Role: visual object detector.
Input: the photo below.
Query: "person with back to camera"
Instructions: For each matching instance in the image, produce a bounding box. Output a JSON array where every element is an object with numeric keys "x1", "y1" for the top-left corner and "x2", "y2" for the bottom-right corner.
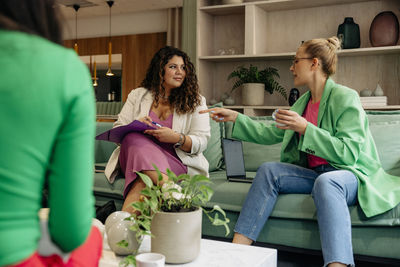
[
  {"x1": 104, "y1": 46, "x2": 210, "y2": 214},
  {"x1": 201, "y1": 36, "x2": 400, "y2": 267},
  {"x1": 0, "y1": 0, "x2": 102, "y2": 266}
]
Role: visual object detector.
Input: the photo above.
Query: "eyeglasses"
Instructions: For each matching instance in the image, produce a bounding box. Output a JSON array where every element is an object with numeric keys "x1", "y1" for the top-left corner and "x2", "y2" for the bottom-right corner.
[{"x1": 292, "y1": 57, "x2": 313, "y2": 66}]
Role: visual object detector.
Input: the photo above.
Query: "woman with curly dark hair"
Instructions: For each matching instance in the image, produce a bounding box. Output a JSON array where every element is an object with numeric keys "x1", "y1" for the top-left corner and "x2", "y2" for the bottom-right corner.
[{"x1": 105, "y1": 46, "x2": 210, "y2": 213}]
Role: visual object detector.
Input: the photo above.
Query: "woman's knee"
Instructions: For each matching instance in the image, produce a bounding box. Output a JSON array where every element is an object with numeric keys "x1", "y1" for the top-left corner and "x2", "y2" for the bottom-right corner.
[
  {"x1": 255, "y1": 162, "x2": 282, "y2": 184},
  {"x1": 311, "y1": 173, "x2": 346, "y2": 201}
]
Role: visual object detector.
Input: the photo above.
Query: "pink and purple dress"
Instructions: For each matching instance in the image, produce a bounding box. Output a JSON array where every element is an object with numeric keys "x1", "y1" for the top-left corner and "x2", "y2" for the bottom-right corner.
[{"x1": 119, "y1": 111, "x2": 187, "y2": 197}]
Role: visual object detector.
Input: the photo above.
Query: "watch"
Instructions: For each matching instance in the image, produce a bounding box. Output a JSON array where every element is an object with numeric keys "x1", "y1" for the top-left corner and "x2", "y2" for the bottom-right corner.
[{"x1": 174, "y1": 133, "x2": 186, "y2": 148}]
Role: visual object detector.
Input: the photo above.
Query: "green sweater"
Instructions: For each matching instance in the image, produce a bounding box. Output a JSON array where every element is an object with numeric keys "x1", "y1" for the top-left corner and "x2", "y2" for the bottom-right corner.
[
  {"x1": 232, "y1": 78, "x2": 400, "y2": 217},
  {"x1": 0, "y1": 31, "x2": 95, "y2": 266}
]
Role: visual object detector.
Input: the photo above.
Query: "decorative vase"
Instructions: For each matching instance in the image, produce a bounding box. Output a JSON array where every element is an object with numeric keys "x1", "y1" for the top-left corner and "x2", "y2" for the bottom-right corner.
[
  {"x1": 242, "y1": 83, "x2": 265, "y2": 106},
  {"x1": 337, "y1": 17, "x2": 360, "y2": 49},
  {"x1": 107, "y1": 219, "x2": 140, "y2": 255},
  {"x1": 104, "y1": 211, "x2": 131, "y2": 234},
  {"x1": 288, "y1": 88, "x2": 300, "y2": 106},
  {"x1": 220, "y1": 92, "x2": 229, "y2": 102},
  {"x1": 360, "y1": 89, "x2": 372, "y2": 97},
  {"x1": 224, "y1": 96, "x2": 235, "y2": 105},
  {"x1": 370, "y1": 11, "x2": 399, "y2": 47},
  {"x1": 151, "y1": 208, "x2": 202, "y2": 264},
  {"x1": 373, "y1": 84, "x2": 384, "y2": 96}
]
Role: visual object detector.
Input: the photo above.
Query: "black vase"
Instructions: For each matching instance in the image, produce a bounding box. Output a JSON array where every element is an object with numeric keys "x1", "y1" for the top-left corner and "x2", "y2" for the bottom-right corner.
[
  {"x1": 288, "y1": 88, "x2": 300, "y2": 106},
  {"x1": 337, "y1": 17, "x2": 360, "y2": 49}
]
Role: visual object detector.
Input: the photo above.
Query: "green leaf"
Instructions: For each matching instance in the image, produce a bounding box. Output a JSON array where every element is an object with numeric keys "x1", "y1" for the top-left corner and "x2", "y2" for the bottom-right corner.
[
  {"x1": 227, "y1": 64, "x2": 287, "y2": 98},
  {"x1": 117, "y1": 239, "x2": 129, "y2": 248},
  {"x1": 166, "y1": 168, "x2": 178, "y2": 182},
  {"x1": 119, "y1": 255, "x2": 136, "y2": 267},
  {"x1": 137, "y1": 172, "x2": 153, "y2": 188}
]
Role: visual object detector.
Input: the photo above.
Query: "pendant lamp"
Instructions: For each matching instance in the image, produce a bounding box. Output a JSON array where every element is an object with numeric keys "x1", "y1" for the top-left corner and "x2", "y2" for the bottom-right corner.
[
  {"x1": 106, "y1": 0, "x2": 114, "y2": 76},
  {"x1": 90, "y1": 55, "x2": 98, "y2": 87},
  {"x1": 73, "y1": 4, "x2": 80, "y2": 54}
]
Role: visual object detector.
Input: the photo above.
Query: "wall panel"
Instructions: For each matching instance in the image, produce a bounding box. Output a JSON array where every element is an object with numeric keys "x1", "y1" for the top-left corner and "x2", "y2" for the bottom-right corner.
[{"x1": 64, "y1": 32, "x2": 166, "y2": 101}]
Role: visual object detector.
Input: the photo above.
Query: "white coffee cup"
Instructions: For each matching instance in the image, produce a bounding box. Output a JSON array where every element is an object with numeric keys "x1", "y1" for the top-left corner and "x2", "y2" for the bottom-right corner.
[{"x1": 136, "y1": 253, "x2": 165, "y2": 267}]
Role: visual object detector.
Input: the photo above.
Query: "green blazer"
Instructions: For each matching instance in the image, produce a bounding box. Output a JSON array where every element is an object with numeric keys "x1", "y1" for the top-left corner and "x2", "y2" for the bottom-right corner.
[{"x1": 232, "y1": 78, "x2": 400, "y2": 217}]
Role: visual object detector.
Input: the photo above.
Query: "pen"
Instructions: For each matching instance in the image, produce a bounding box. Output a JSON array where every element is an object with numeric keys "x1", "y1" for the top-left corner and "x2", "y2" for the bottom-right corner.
[{"x1": 151, "y1": 121, "x2": 163, "y2": 128}]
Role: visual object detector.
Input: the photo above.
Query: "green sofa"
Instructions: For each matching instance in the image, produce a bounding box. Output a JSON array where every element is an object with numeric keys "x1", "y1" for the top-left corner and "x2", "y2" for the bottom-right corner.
[{"x1": 93, "y1": 110, "x2": 400, "y2": 264}]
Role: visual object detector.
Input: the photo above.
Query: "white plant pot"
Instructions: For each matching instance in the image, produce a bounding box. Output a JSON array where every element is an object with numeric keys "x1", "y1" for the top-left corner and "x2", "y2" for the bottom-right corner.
[
  {"x1": 242, "y1": 83, "x2": 265, "y2": 105},
  {"x1": 151, "y1": 208, "x2": 202, "y2": 264}
]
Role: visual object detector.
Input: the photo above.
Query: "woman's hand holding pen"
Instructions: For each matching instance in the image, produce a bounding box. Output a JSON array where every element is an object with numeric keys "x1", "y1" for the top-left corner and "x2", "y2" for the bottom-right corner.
[
  {"x1": 140, "y1": 117, "x2": 179, "y2": 143},
  {"x1": 140, "y1": 116, "x2": 155, "y2": 127},
  {"x1": 199, "y1": 107, "x2": 239, "y2": 122}
]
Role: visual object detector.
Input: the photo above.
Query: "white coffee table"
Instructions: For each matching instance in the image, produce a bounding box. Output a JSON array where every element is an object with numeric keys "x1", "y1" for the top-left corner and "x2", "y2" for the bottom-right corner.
[{"x1": 100, "y1": 234, "x2": 277, "y2": 267}]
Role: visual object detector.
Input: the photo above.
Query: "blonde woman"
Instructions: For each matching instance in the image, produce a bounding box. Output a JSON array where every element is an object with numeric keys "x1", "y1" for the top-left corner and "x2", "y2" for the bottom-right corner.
[{"x1": 201, "y1": 36, "x2": 400, "y2": 267}]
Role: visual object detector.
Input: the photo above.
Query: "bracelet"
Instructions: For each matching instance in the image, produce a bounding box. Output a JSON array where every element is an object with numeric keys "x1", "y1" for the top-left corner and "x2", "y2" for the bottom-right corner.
[{"x1": 181, "y1": 134, "x2": 186, "y2": 147}]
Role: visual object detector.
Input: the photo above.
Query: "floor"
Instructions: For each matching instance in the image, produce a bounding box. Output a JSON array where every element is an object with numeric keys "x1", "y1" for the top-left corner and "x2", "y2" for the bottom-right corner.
[{"x1": 277, "y1": 250, "x2": 399, "y2": 267}]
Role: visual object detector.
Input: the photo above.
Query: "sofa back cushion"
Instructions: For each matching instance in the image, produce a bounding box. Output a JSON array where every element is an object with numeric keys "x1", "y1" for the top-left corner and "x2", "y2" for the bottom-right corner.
[
  {"x1": 96, "y1": 102, "x2": 124, "y2": 115},
  {"x1": 203, "y1": 103, "x2": 224, "y2": 172},
  {"x1": 95, "y1": 122, "x2": 117, "y2": 163},
  {"x1": 367, "y1": 111, "x2": 400, "y2": 176}
]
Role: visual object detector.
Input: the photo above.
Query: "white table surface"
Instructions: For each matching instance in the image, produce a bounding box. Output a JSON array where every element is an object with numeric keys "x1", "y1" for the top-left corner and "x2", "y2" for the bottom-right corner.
[{"x1": 100, "y1": 234, "x2": 277, "y2": 267}]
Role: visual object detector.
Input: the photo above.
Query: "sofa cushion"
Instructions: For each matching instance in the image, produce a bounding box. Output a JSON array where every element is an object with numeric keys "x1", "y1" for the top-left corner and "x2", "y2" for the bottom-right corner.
[
  {"x1": 203, "y1": 103, "x2": 224, "y2": 172},
  {"x1": 205, "y1": 173, "x2": 400, "y2": 226}
]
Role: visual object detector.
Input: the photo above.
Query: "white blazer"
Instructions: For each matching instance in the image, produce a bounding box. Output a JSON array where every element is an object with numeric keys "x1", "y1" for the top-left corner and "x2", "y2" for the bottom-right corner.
[{"x1": 105, "y1": 87, "x2": 210, "y2": 183}]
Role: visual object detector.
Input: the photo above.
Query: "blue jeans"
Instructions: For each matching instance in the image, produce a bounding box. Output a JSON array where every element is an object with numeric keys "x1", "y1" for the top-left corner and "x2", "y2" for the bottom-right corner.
[{"x1": 234, "y1": 162, "x2": 358, "y2": 267}]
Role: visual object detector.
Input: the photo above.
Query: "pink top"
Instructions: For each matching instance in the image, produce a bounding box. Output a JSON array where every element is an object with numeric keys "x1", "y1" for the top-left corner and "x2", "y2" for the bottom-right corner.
[{"x1": 302, "y1": 100, "x2": 328, "y2": 168}]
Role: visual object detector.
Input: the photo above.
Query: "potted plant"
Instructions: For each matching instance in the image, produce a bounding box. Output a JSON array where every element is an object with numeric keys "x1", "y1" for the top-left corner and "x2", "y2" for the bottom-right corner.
[
  {"x1": 228, "y1": 64, "x2": 287, "y2": 105},
  {"x1": 120, "y1": 166, "x2": 230, "y2": 266}
]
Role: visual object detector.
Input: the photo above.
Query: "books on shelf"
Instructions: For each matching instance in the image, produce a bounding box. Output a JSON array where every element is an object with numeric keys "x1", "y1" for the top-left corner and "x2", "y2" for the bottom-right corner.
[{"x1": 360, "y1": 96, "x2": 387, "y2": 107}]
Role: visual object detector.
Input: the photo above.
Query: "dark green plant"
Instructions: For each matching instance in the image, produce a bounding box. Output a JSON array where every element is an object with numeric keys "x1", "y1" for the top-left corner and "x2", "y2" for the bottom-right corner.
[
  {"x1": 119, "y1": 166, "x2": 230, "y2": 267},
  {"x1": 228, "y1": 64, "x2": 287, "y2": 99}
]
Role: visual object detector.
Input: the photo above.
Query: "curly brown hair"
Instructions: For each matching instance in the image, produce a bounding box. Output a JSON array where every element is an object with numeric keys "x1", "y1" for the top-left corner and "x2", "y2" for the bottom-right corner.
[{"x1": 140, "y1": 46, "x2": 201, "y2": 114}]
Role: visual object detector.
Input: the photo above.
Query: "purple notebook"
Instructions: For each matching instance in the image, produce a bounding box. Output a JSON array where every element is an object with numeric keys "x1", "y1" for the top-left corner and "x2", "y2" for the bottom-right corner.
[{"x1": 95, "y1": 120, "x2": 156, "y2": 143}]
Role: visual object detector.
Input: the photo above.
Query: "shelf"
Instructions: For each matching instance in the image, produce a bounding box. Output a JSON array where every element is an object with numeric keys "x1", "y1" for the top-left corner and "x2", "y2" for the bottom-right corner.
[
  {"x1": 222, "y1": 105, "x2": 400, "y2": 116},
  {"x1": 199, "y1": 46, "x2": 400, "y2": 62},
  {"x1": 254, "y1": 0, "x2": 369, "y2": 12},
  {"x1": 96, "y1": 115, "x2": 118, "y2": 121},
  {"x1": 200, "y1": 4, "x2": 245, "y2": 15},
  {"x1": 224, "y1": 105, "x2": 290, "y2": 109},
  {"x1": 224, "y1": 105, "x2": 291, "y2": 116},
  {"x1": 363, "y1": 105, "x2": 400, "y2": 110},
  {"x1": 200, "y1": 0, "x2": 369, "y2": 14},
  {"x1": 337, "y1": 46, "x2": 400, "y2": 57},
  {"x1": 199, "y1": 52, "x2": 295, "y2": 61},
  {"x1": 197, "y1": 0, "x2": 400, "y2": 107}
]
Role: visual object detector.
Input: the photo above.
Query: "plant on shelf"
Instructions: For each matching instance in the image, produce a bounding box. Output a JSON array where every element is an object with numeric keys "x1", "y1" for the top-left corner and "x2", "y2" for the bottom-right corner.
[
  {"x1": 120, "y1": 166, "x2": 230, "y2": 266},
  {"x1": 228, "y1": 64, "x2": 287, "y2": 105}
]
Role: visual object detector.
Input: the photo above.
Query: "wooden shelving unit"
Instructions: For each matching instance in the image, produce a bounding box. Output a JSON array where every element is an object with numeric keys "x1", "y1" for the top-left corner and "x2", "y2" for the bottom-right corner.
[{"x1": 196, "y1": 0, "x2": 400, "y2": 114}]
